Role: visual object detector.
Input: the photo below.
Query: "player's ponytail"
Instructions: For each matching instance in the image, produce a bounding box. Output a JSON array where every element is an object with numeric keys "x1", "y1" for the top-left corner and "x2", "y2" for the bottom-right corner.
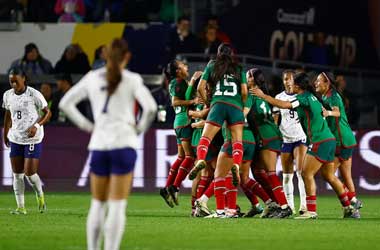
[
  {"x1": 211, "y1": 43, "x2": 241, "y2": 88},
  {"x1": 320, "y1": 71, "x2": 347, "y2": 109},
  {"x1": 106, "y1": 38, "x2": 128, "y2": 95},
  {"x1": 247, "y1": 68, "x2": 268, "y2": 94},
  {"x1": 164, "y1": 60, "x2": 179, "y2": 82}
]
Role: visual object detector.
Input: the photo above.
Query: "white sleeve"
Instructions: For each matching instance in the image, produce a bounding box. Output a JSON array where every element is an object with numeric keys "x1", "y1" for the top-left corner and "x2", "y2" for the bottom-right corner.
[
  {"x1": 2, "y1": 92, "x2": 9, "y2": 110},
  {"x1": 32, "y1": 89, "x2": 48, "y2": 110},
  {"x1": 59, "y1": 73, "x2": 94, "y2": 133},
  {"x1": 133, "y1": 76, "x2": 157, "y2": 134},
  {"x1": 290, "y1": 98, "x2": 300, "y2": 109},
  {"x1": 273, "y1": 94, "x2": 280, "y2": 113}
]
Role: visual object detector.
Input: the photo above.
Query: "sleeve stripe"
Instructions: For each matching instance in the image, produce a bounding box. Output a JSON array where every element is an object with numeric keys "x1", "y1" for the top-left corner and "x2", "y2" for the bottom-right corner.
[{"x1": 291, "y1": 100, "x2": 300, "y2": 109}]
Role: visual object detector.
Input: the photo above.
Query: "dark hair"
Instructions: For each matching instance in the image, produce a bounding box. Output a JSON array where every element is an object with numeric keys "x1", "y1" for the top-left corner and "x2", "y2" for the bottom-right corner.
[
  {"x1": 164, "y1": 60, "x2": 179, "y2": 82},
  {"x1": 94, "y1": 45, "x2": 105, "y2": 60},
  {"x1": 177, "y1": 16, "x2": 190, "y2": 23},
  {"x1": 8, "y1": 67, "x2": 28, "y2": 85},
  {"x1": 210, "y1": 43, "x2": 241, "y2": 88},
  {"x1": 282, "y1": 69, "x2": 295, "y2": 77},
  {"x1": 22, "y1": 43, "x2": 42, "y2": 62},
  {"x1": 106, "y1": 38, "x2": 128, "y2": 95},
  {"x1": 247, "y1": 67, "x2": 268, "y2": 94},
  {"x1": 320, "y1": 71, "x2": 346, "y2": 109},
  {"x1": 294, "y1": 72, "x2": 328, "y2": 109},
  {"x1": 55, "y1": 73, "x2": 73, "y2": 85}
]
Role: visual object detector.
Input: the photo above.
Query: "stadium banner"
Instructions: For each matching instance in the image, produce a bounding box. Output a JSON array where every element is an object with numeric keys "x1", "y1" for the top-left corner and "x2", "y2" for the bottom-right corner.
[{"x1": 0, "y1": 127, "x2": 379, "y2": 194}]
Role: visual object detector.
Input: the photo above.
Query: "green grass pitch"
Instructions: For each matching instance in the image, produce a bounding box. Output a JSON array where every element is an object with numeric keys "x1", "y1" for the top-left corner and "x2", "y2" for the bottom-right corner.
[{"x1": 0, "y1": 192, "x2": 379, "y2": 250}]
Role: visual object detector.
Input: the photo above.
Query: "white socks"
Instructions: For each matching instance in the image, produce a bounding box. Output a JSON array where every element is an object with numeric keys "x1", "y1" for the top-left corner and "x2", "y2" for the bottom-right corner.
[
  {"x1": 87, "y1": 199, "x2": 107, "y2": 250},
  {"x1": 13, "y1": 173, "x2": 25, "y2": 208},
  {"x1": 26, "y1": 173, "x2": 43, "y2": 196},
  {"x1": 199, "y1": 194, "x2": 209, "y2": 203},
  {"x1": 283, "y1": 173, "x2": 295, "y2": 211},
  {"x1": 296, "y1": 171, "x2": 307, "y2": 210},
  {"x1": 104, "y1": 200, "x2": 127, "y2": 250}
]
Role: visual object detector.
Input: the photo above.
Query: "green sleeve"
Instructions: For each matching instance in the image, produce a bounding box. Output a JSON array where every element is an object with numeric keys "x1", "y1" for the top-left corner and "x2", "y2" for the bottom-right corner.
[
  {"x1": 330, "y1": 93, "x2": 342, "y2": 108},
  {"x1": 185, "y1": 85, "x2": 194, "y2": 100},
  {"x1": 244, "y1": 94, "x2": 253, "y2": 108},
  {"x1": 201, "y1": 64, "x2": 211, "y2": 81},
  {"x1": 296, "y1": 94, "x2": 308, "y2": 107},
  {"x1": 241, "y1": 68, "x2": 247, "y2": 84}
]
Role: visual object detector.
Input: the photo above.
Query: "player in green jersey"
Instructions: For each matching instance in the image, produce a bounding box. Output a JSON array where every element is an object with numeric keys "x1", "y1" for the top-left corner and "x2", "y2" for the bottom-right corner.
[
  {"x1": 246, "y1": 68, "x2": 292, "y2": 218},
  {"x1": 314, "y1": 72, "x2": 362, "y2": 216},
  {"x1": 159, "y1": 60, "x2": 202, "y2": 208},
  {"x1": 191, "y1": 44, "x2": 247, "y2": 217},
  {"x1": 252, "y1": 72, "x2": 356, "y2": 219}
]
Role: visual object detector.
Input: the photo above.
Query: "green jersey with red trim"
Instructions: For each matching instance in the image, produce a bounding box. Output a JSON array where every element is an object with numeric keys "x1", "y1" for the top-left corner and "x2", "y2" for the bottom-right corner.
[
  {"x1": 290, "y1": 91, "x2": 334, "y2": 144},
  {"x1": 322, "y1": 89, "x2": 356, "y2": 147},
  {"x1": 201, "y1": 61, "x2": 247, "y2": 109},
  {"x1": 169, "y1": 78, "x2": 191, "y2": 128},
  {"x1": 246, "y1": 94, "x2": 282, "y2": 142}
]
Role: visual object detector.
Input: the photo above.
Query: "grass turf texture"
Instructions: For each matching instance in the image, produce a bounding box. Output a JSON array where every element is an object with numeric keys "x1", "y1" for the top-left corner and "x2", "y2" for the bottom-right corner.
[{"x1": 0, "y1": 192, "x2": 379, "y2": 250}]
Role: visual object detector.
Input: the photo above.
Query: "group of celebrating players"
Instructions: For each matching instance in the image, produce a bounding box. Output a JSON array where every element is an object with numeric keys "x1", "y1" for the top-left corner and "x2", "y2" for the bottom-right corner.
[{"x1": 160, "y1": 43, "x2": 363, "y2": 219}]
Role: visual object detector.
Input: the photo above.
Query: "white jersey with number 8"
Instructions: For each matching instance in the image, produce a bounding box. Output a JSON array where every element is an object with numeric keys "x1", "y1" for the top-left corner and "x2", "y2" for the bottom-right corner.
[{"x1": 2, "y1": 87, "x2": 47, "y2": 145}]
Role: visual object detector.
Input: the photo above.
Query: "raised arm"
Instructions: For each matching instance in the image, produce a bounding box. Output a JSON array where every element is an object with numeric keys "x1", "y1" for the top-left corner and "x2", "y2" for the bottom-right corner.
[{"x1": 251, "y1": 88, "x2": 293, "y2": 109}]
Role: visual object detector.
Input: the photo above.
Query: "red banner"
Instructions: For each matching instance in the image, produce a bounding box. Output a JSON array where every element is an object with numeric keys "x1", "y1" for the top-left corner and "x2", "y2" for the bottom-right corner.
[{"x1": 1, "y1": 127, "x2": 379, "y2": 194}]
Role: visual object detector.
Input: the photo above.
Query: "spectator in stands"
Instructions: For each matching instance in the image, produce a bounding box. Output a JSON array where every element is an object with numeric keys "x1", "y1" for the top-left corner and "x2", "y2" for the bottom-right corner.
[
  {"x1": 9, "y1": 43, "x2": 53, "y2": 77},
  {"x1": 92, "y1": 45, "x2": 106, "y2": 69},
  {"x1": 40, "y1": 83, "x2": 53, "y2": 110},
  {"x1": 206, "y1": 15, "x2": 231, "y2": 44},
  {"x1": 51, "y1": 73, "x2": 73, "y2": 123},
  {"x1": 55, "y1": 0, "x2": 85, "y2": 22},
  {"x1": 55, "y1": 44, "x2": 91, "y2": 74},
  {"x1": 336, "y1": 74, "x2": 360, "y2": 128},
  {"x1": 201, "y1": 25, "x2": 221, "y2": 56},
  {"x1": 301, "y1": 32, "x2": 336, "y2": 65},
  {"x1": 166, "y1": 16, "x2": 202, "y2": 60}
]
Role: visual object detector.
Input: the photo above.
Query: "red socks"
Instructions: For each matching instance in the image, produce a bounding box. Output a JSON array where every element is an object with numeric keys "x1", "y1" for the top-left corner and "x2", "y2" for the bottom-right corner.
[
  {"x1": 165, "y1": 157, "x2": 184, "y2": 187},
  {"x1": 196, "y1": 176, "x2": 212, "y2": 198},
  {"x1": 173, "y1": 156, "x2": 194, "y2": 188},
  {"x1": 225, "y1": 175, "x2": 237, "y2": 210},
  {"x1": 253, "y1": 169, "x2": 277, "y2": 203},
  {"x1": 338, "y1": 192, "x2": 351, "y2": 207},
  {"x1": 232, "y1": 141, "x2": 243, "y2": 165},
  {"x1": 214, "y1": 177, "x2": 226, "y2": 210},
  {"x1": 197, "y1": 137, "x2": 211, "y2": 161},
  {"x1": 241, "y1": 183, "x2": 260, "y2": 206},
  {"x1": 204, "y1": 181, "x2": 215, "y2": 198},
  {"x1": 306, "y1": 195, "x2": 317, "y2": 212},
  {"x1": 245, "y1": 178, "x2": 271, "y2": 203},
  {"x1": 267, "y1": 171, "x2": 288, "y2": 206},
  {"x1": 347, "y1": 191, "x2": 356, "y2": 201}
]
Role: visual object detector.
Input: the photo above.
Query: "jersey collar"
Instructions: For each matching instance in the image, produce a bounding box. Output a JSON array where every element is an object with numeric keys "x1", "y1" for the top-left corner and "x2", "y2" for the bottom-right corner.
[{"x1": 14, "y1": 86, "x2": 27, "y2": 96}]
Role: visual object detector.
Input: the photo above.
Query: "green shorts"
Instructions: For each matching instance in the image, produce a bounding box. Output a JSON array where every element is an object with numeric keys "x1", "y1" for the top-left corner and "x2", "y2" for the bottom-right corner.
[
  {"x1": 206, "y1": 102, "x2": 244, "y2": 127},
  {"x1": 256, "y1": 138, "x2": 282, "y2": 153},
  {"x1": 192, "y1": 130, "x2": 223, "y2": 162},
  {"x1": 221, "y1": 141, "x2": 256, "y2": 162},
  {"x1": 307, "y1": 139, "x2": 336, "y2": 163},
  {"x1": 175, "y1": 125, "x2": 192, "y2": 145},
  {"x1": 335, "y1": 146, "x2": 354, "y2": 161}
]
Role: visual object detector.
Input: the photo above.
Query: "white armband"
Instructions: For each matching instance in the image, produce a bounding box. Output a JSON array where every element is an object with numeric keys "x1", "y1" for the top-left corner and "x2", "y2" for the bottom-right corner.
[{"x1": 34, "y1": 123, "x2": 41, "y2": 129}]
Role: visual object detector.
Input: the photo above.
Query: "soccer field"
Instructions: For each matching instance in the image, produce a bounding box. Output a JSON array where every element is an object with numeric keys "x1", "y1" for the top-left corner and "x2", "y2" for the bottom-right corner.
[{"x1": 0, "y1": 192, "x2": 379, "y2": 250}]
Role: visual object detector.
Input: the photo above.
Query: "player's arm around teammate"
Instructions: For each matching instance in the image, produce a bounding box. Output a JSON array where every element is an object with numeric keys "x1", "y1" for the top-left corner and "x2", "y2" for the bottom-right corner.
[
  {"x1": 252, "y1": 72, "x2": 356, "y2": 219},
  {"x1": 3, "y1": 67, "x2": 51, "y2": 215}
]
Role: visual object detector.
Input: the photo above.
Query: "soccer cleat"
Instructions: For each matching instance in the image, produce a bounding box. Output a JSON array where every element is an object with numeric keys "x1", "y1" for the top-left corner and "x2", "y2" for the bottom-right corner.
[
  {"x1": 204, "y1": 211, "x2": 226, "y2": 218},
  {"x1": 195, "y1": 200, "x2": 211, "y2": 217},
  {"x1": 351, "y1": 199, "x2": 363, "y2": 210},
  {"x1": 351, "y1": 209, "x2": 361, "y2": 219},
  {"x1": 159, "y1": 188, "x2": 174, "y2": 208},
  {"x1": 343, "y1": 205, "x2": 355, "y2": 219},
  {"x1": 10, "y1": 207, "x2": 27, "y2": 215},
  {"x1": 37, "y1": 194, "x2": 46, "y2": 213},
  {"x1": 236, "y1": 204, "x2": 245, "y2": 217},
  {"x1": 261, "y1": 202, "x2": 279, "y2": 218},
  {"x1": 294, "y1": 211, "x2": 318, "y2": 219},
  {"x1": 230, "y1": 164, "x2": 241, "y2": 187},
  {"x1": 276, "y1": 206, "x2": 293, "y2": 219},
  {"x1": 168, "y1": 185, "x2": 179, "y2": 206},
  {"x1": 188, "y1": 160, "x2": 207, "y2": 180},
  {"x1": 299, "y1": 206, "x2": 307, "y2": 215},
  {"x1": 224, "y1": 209, "x2": 239, "y2": 218},
  {"x1": 243, "y1": 204, "x2": 264, "y2": 218}
]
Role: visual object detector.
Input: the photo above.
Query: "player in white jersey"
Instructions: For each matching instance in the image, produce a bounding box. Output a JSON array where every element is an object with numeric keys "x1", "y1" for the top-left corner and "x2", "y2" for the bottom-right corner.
[
  {"x1": 3, "y1": 67, "x2": 51, "y2": 215},
  {"x1": 272, "y1": 70, "x2": 307, "y2": 214},
  {"x1": 59, "y1": 38, "x2": 157, "y2": 250}
]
